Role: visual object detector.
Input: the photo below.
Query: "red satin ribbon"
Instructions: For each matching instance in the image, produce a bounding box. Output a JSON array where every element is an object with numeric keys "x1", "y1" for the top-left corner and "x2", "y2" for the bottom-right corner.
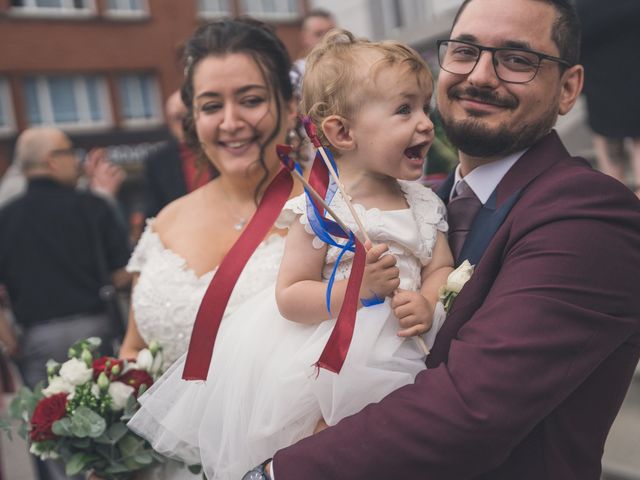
[
  {"x1": 315, "y1": 237, "x2": 366, "y2": 374},
  {"x1": 182, "y1": 166, "x2": 293, "y2": 380},
  {"x1": 182, "y1": 151, "x2": 367, "y2": 380}
]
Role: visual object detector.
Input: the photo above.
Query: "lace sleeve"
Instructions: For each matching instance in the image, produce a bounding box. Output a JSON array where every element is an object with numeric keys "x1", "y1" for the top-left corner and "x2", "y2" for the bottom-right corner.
[
  {"x1": 275, "y1": 193, "x2": 325, "y2": 249},
  {"x1": 401, "y1": 181, "x2": 449, "y2": 264},
  {"x1": 126, "y1": 220, "x2": 157, "y2": 274}
]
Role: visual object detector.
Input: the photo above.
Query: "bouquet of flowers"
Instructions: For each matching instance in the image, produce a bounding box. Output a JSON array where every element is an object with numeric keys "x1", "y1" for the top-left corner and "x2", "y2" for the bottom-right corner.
[{"x1": 5, "y1": 337, "x2": 167, "y2": 479}]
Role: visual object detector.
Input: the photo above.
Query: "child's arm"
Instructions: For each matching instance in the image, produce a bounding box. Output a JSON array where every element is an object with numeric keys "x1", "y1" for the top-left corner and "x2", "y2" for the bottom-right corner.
[
  {"x1": 276, "y1": 218, "x2": 400, "y2": 325},
  {"x1": 392, "y1": 231, "x2": 454, "y2": 337}
]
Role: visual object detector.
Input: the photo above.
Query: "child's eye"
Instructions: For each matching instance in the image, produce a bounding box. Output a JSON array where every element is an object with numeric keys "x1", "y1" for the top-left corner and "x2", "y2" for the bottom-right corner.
[
  {"x1": 396, "y1": 104, "x2": 411, "y2": 115},
  {"x1": 423, "y1": 105, "x2": 432, "y2": 116}
]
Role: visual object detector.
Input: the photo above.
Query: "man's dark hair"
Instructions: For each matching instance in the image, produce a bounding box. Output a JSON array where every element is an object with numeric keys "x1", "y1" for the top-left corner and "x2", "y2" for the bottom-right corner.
[
  {"x1": 451, "y1": 0, "x2": 581, "y2": 66},
  {"x1": 303, "y1": 8, "x2": 335, "y2": 23}
]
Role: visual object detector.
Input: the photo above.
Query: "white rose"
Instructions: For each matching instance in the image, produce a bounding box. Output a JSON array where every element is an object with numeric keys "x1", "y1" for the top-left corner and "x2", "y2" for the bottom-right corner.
[
  {"x1": 136, "y1": 348, "x2": 153, "y2": 372},
  {"x1": 108, "y1": 381, "x2": 135, "y2": 411},
  {"x1": 59, "y1": 357, "x2": 93, "y2": 386},
  {"x1": 446, "y1": 260, "x2": 475, "y2": 294},
  {"x1": 30, "y1": 443, "x2": 59, "y2": 460},
  {"x1": 42, "y1": 376, "x2": 75, "y2": 397}
]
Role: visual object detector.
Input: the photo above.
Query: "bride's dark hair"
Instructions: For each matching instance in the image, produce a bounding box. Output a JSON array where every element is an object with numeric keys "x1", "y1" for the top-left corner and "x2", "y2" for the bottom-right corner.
[{"x1": 180, "y1": 17, "x2": 295, "y2": 202}]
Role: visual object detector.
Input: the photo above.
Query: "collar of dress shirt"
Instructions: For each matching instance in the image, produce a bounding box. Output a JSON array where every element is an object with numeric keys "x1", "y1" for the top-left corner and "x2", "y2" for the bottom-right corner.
[{"x1": 452, "y1": 149, "x2": 526, "y2": 204}]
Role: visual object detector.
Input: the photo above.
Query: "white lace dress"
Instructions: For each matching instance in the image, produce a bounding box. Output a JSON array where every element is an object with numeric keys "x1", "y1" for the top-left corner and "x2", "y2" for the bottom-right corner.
[
  {"x1": 126, "y1": 220, "x2": 286, "y2": 367},
  {"x1": 125, "y1": 221, "x2": 286, "y2": 479},
  {"x1": 127, "y1": 182, "x2": 448, "y2": 480}
]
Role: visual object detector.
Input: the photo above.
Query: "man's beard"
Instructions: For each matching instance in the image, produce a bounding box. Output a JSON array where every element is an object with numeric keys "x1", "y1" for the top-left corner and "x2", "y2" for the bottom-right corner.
[{"x1": 440, "y1": 86, "x2": 557, "y2": 158}]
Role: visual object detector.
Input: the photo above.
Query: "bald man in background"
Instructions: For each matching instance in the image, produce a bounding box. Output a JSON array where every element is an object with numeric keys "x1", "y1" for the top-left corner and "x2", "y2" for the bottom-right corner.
[
  {"x1": 0, "y1": 127, "x2": 131, "y2": 479},
  {"x1": 0, "y1": 127, "x2": 131, "y2": 385}
]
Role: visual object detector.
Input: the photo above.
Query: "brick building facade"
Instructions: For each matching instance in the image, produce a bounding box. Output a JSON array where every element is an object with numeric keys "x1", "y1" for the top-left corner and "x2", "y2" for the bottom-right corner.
[{"x1": 0, "y1": 0, "x2": 309, "y2": 176}]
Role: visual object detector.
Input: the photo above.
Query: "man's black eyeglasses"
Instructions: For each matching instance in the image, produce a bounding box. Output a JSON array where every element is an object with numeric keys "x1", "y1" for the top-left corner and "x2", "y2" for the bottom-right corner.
[{"x1": 436, "y1": 39, "x2": 572, "y2": 84}]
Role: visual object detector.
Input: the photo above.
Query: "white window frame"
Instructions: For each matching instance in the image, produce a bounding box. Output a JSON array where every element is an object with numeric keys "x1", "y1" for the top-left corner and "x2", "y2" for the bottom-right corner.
[
  {"x1": 0, "y1": 78, "x2": 16, "y2": 138},
  {"x1": 197, "y1": 0, "x2": 231, "y2": 19},
  {"x1": 103, "y1": 0, "x2": 149, "y2": 19},
  {"x1": 24, "y1": 75, "x2": 112, "y2": 131},
  {"x1": 241, "y1": 0, "x2": 299, "y2": 21},
  {"x1": 117, "y1": 72, "x2": 162, "y2": 128},
  {"x1": 9, "y1": 0, "x2": 96, "y2": 18}
]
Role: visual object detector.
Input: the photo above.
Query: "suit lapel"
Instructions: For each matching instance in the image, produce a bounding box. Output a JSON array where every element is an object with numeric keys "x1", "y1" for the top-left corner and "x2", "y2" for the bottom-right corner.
[
  {"x1": 436, "y1": 172, "x2": 455, "y2": 203},
  {"x1": 457, "y1": 188, "x2": 521, "y2": 267},
  {"x1": 447, "y1": 131, "x2": 570, "y2": 266},
  {"x1": 427, "y1": 130, "x2": 575, "y2": 365}
]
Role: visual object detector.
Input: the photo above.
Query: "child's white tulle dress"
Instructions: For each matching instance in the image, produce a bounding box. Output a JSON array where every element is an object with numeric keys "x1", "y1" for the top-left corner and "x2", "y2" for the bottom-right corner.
[{"x1": 127, "y1": 180, "x2": 448, "y2": 480}]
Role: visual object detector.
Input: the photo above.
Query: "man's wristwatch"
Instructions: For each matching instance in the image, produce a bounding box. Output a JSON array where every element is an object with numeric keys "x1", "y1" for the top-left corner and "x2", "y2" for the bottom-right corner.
[{"x1": 242, "y1": 458, "x2": 272, "y2": 480}]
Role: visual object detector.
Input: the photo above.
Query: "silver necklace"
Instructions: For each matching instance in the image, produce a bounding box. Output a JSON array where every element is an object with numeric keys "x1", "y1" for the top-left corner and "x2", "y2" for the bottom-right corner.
[
  {"x1": 220, "y1": 186, "x2": 254, "y2": 231},
  {"x1": 233, "y1": 216, "x2": 248, "y2": 231}
]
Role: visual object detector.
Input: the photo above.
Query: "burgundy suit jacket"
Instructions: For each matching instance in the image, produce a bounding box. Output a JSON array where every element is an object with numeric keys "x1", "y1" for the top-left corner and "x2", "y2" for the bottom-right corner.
[{"x1": 273, "y1": 132, "x2": 640, "y2": 479}]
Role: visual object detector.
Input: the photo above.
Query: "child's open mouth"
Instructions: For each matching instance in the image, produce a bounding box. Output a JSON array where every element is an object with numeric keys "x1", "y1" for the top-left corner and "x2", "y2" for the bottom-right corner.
[{"x1": 404, "y1": 142, "x2": 428, "y2": 159}]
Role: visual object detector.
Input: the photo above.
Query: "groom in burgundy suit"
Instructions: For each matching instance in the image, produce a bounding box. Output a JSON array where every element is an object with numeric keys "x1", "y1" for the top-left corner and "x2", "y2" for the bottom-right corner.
[{"x1": 245, "y1": 0, "x2": 640, "y2": 478}]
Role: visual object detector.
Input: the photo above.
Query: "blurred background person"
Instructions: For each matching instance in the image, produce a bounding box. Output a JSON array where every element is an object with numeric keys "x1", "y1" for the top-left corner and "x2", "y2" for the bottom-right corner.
[
  {"x1": 576, "y1": 0, "x2": 640, "y2": 197},
  {"x1": 143, "y1": 90, "x2": 213, "y2": 219},
  {"x1": 0, "y1": 127, "x2": 131, "y2": 479},
  {"x1": 290, "y1": 8, "x2": 336, "y2": 98}
]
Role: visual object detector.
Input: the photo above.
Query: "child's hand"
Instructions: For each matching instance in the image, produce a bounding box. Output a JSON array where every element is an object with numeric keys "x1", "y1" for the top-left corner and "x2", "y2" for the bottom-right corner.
[
  {"x1": 359, "y1": 243, "x2": 400, "y2": 302},
  {"x1": 391, "y1": 289, "x2": 433, "y2": 337}
]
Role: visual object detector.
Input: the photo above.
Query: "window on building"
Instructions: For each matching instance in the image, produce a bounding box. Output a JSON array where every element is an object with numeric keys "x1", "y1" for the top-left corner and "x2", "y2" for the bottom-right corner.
[
  {"x1": 198, "y1": 0, "x2": 230, "y2": 17},
  {"x1": 104, "y1": 0, "x2": 148, "y2": 17},
  {"x1": 10, "y1": 0, "x2": 95, "y2": 16},
  {"x1": 0, "y1": 78, "x2": 16, "y2": 137},
  {"x1": 117, "y1": 73, "x2": 161, "y2": 126},
  {"x1": 23, "y1": 75, "x2": 111, "y2": 129},
  {"x1": 241, "y1": 0, "x2": 298, "y2": 19},
  {"x1": 381, "y1": 0, "x2": 428, "y2": 32}
]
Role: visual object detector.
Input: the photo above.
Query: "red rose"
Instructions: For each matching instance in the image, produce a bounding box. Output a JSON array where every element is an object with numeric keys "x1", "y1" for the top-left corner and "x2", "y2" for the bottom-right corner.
[
  {"x1": 92, "y1": 356, "x2": 124, "y2": 380},
  {"x1": 117, "y1": 369, "x2": 153, "y2": 397},
  {"x1": 30, "y1": 393, "x2": 68, "y2": 441}
]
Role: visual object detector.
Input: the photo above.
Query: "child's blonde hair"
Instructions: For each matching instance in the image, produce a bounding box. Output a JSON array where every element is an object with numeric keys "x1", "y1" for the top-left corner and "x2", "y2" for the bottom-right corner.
[{"x1": 301, "y1": 29, "x2": 433, "y2": 151}]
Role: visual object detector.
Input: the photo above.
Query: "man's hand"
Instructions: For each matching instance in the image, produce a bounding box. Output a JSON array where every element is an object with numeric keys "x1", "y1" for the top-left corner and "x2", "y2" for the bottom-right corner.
[
  {"x1": 85, "y1": 148, "x2": 126, "y2": 199},
  {"x1": 392, "y1": 289, "x2": 433, "y2": 337},
  {"x1": 359, "y1": 242, "x2": 400, "y2": 302}
]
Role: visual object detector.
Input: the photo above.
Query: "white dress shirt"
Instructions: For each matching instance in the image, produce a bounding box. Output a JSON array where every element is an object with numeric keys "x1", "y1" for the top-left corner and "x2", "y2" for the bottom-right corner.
[{"x1": 451, "y1": 149, "x2": 526, "y2": 204}]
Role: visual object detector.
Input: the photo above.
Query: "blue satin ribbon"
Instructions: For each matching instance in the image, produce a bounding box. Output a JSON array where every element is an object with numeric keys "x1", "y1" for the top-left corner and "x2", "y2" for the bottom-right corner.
[{"x1": 295, "y1": 149, "x2": 358, "y2": 316}]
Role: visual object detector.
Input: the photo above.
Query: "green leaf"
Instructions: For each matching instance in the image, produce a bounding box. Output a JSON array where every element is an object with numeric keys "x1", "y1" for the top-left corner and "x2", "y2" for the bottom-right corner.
[
  {"x1": 133, "y1": 452, "x2": 153, "y2": 465},
  {"x1": 121, "y1": 395, "x2": 137, "y2": 420},
  {"x1": 188, "y1": 463, "x2": 203, "y2": 474},
  {"x1": 103, "y1": 461, "x2": 132, "y2": 474},
  {"x1": 70, "y1": 406, "x2": 106, "y2": 438},
  {"x1": 0, "y1": 419, "x2": 12, "y2": 440},
  {"x1": 9, "y1": 385, "x2": 42, "y2": 421},
  {"x1": 95, "y1": 443, "x2": 113, "y2": 460},
  {"x1": 70, "y1": 437, "x2": 91, "y2": 448},
  {"x1": 117, "y1": 432, "x2": 144, "y2": 456},
  {"x1": 65, "y1": 452, "x2": 99, "y2": 476},
  {"x1": 95, "y1": 421, "x2": 128, "y2": 445},
  {"x1": 52, "y1": 418, "x2": 73, "y2": 437}
]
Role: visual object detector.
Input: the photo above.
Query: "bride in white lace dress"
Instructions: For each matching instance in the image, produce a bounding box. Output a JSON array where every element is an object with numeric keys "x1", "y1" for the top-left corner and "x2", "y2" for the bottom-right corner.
[{"x1": 118, "y1": 18, "x2": 300, "y2": 479}]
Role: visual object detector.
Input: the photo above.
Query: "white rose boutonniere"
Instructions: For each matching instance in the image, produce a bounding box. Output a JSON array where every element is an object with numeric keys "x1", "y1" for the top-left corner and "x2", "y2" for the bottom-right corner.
[{"x1": 439, "y1": 260, "x2": 475, "y2": 313}]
